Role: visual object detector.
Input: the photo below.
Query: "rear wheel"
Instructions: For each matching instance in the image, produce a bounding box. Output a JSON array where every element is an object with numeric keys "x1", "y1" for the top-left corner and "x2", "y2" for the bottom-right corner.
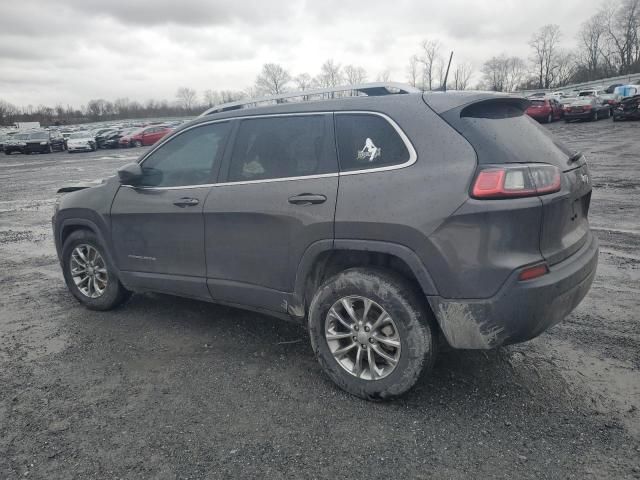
[
  {"x1": 61, "y1": 230, "x2": 131, "y2": 311},
  {"x1": 308, "y1": 268, "x2": 437, "y2": 400}
]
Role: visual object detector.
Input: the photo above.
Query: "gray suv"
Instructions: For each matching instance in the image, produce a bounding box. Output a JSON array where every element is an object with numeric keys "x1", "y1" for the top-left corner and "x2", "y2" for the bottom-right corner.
[{"x1": 53, "y1": 84, "x2": 598, "y2": 400}]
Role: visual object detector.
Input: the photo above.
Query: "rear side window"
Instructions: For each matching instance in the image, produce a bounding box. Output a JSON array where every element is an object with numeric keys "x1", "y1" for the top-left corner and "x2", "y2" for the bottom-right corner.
[
  {"x1": 335, "y1": 114, "x2": 410, "y2": 171},
  {"x1": 140, "y1": 122, "x2": 230, "y2": 187},
  {"x1": 227, "y1": 115, "x2": 336, "y2": 182}
]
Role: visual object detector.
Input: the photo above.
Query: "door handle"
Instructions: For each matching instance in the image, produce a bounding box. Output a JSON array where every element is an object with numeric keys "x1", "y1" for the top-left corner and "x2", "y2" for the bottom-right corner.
[
  {"x1": 288, "y1": 194, "x2": 327, "y2": 205},
  {"x1": 173, "y1": 197, "x2": 200, "y2": 207}
]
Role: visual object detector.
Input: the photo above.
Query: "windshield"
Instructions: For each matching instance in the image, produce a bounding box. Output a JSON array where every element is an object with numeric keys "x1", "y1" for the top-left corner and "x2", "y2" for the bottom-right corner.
[
  {"x1": 28, "y1": 131, "x2": 48, "y2": 140},
  {"x1": 578, "y1": 91, "x2": 595, "y2": 97},
  {"x1": 15, "y1": 133, "x2": 30, "y2": 140},
  {"x1": 70, "y1": 132, "x2": 91, "y2": 139}
]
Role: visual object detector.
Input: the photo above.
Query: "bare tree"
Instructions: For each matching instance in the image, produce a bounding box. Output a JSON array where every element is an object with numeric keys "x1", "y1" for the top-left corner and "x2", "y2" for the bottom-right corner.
[
  {"x1": 407, "y1": 55, "x2": 420, "y2": 87},
  {"x1": 0, "y1": 100, "x2": 17, "y2": 125},
  {"x1": 376, "y1": 69, "x2": 391, "y2": 82},
  {"x1": 578, "y1": 13, "x2": 607, "y2": 80},
  {"x1": 255, "y1": 63, "x2": 291, "y2": 95},
  {"x1": 219, "y1": 90, "x2": 245, "y2": 103},
  {"x1": 294, "y1": 73, "x2": 314, "y2": 91},
  {"x1": 554, "y1": 50, "x2": 578, "y2": 87},
  {"x1": 203, "y1": 89, "x2": 220, "y2": 108},
  {"x1": 316, "y1": 59, "x2": 343, "y2": 89},
  {"x1": 529, "y1": 24, "x2": 562, "y2": 89},
  {"x1": 453, "y1": 62, "x2": 473, "y2": 90},
  {"x1": 482, "y1": 55, "x2": 526, "y2": 92},
  {"x1": 420, "y1": 39, "x2": 441, "y2": 91},
  {"x1": 344, "y1": 65, "x2": 368, "y2": 85},
  {"x1": 176, "y1": 87, "x2": 197, "y2": 110},
  {"x1": 603, "y1": 0, "x2": 640, "y2": 74}
]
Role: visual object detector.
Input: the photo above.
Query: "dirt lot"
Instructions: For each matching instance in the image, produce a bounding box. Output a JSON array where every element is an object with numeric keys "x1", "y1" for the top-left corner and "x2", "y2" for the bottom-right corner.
[{"x1": 0, "y1": 120, "x2": 639, "y2": 479}]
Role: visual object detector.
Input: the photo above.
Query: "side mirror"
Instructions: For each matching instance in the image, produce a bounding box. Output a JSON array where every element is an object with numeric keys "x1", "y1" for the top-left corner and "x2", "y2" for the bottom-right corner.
[{"x1": 118, "y1": 162, "x2": 143, "y2": 185}]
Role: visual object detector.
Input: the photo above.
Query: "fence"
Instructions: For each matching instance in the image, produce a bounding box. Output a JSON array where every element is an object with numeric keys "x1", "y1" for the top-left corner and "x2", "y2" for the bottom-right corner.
[{"x1": 520, "y1": 73, "x2": 640, "y2": 96}]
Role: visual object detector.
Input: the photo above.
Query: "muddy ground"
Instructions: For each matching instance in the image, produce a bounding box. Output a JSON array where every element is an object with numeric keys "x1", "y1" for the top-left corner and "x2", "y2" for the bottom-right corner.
[{"x1": 0, "y1": 119, "x2": 639, "y2": 479}]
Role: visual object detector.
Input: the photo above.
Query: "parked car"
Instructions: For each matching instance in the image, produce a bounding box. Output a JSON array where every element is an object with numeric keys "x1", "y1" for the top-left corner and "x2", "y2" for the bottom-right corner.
[
  {"x1": 563, "y1": 96, "x2": 611, "y2": 122},
  {"x1": 4, "y1": 132, "x2": 30, "y2": 155},
  {"x1": 604, "y1": 83, "x2": 623, "y2": 94},
  {"x1": 95, "y1": 129, "x2": 118, "y2": 149},
  {"x1": 0, "y1": 133, "x2": 14, "y2": 152},
  {"x1": 67, "y1": 131, "x2": 97, "y2": 152},
  {"x1": 24, "y1": 130, "x2": 66, "y2": 154},
  {"x1": 53, "y1": 87, "x2": 598, "y2": 400},
  {"x1": 525, "y1": 98, "x2": 563, "y2": 123},
  {"x1": 120, "y1": 126, "x2": 172, "y2": 147},
  {"x1": 612, "y1": 94, "x2": 640, "y2": 121},
  {"x1": 103, "y1": 128, "x2": 138, "y2": 149}
]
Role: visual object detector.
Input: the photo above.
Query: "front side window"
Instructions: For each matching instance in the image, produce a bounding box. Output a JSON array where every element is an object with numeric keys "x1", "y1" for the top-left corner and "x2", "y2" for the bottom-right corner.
[
  {"x1": 227, "y1": 115, "x2": 336, "y2": 182},
  {"x1": 140, "y1": 122, "x2": 230, "y2": 187},
  {"x1": 335, "y1": 114, "x2": 411, "y2": 171}
]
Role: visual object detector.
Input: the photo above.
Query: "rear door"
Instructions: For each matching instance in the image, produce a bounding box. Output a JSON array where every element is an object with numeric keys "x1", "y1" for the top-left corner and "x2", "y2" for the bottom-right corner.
[
  {"x1": 110, "y1": 121, "x2": 231, "y2": 298},
  {"x1": 203, "y1": 113, "x2": 338, "y2": 311}
]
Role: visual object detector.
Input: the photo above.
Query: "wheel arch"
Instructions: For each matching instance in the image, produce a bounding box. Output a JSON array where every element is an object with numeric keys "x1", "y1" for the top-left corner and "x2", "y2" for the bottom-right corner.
[{"x1": 292, "y1": 239, "x2": 439, "y2": 319}]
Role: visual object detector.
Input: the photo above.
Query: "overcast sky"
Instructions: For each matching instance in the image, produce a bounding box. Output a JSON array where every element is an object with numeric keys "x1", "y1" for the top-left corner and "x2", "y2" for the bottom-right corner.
[{"x1": 0, "y1": 0, "x2": 601, "y2": 107}]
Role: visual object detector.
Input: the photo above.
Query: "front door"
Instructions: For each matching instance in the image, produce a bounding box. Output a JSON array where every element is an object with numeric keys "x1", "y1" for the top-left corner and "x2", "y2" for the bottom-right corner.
[
  {"x1": 203, "y1": 114, "x2": 339, "y2": 312},
  {"x1": 110, "y1": 121, "x2": 231, "y2": 299}
]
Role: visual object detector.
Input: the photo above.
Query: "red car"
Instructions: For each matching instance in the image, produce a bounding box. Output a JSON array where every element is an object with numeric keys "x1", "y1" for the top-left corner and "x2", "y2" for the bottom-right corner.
[
  {"x1": 119, "y1": 126, "x2": 172, "y2": 148},
  {"x1": 525, "y1": 98, "x2": 563, "y2": 123}
]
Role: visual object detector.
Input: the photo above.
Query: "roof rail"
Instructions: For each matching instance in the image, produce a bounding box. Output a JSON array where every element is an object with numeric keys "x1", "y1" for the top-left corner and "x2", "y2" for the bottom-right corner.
[{"x1": 200, "y1": 82, "x2": 421, "y2": 116}]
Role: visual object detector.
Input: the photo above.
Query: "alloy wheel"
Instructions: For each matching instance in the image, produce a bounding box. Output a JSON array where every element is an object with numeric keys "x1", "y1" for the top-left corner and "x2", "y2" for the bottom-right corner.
[
  {"x1": 70, "y1": 244, "x2": 109, "y2": 298},
  {"x1": 325, "y1": 295, "x2": 402, "y2": 380}
]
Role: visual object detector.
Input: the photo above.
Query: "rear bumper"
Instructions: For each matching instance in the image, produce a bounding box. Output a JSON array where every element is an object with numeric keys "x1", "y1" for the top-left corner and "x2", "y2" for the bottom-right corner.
[
  {"x1": 428, "y1": 232, "x2": 599, "y2": 349},
  {"x1": 564, "y1": 111, "x2": 592, "y2": 120}
]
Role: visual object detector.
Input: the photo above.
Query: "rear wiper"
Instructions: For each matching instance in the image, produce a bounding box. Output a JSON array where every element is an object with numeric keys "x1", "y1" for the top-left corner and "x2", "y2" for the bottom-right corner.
[{"x1": 568, "y1": 151, "x2": 583, "y2": 163}]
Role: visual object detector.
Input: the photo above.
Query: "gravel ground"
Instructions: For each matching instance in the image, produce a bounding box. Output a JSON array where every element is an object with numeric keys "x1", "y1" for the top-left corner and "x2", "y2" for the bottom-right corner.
[{"x1": 0, "y1": 120, "x2": 639, "y2": 479}]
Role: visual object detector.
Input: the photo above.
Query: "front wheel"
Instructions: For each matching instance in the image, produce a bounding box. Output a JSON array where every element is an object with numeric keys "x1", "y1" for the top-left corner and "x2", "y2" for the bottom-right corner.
[
  {"x1": 308, "y1": 268, "x2": 437, "y2": 400},
  {"x1": 61, "y1": 230, "x2": 131, "y2": 311},
  {"x1": 133, "y1": 140, "x2": 143, "y2": 148}
]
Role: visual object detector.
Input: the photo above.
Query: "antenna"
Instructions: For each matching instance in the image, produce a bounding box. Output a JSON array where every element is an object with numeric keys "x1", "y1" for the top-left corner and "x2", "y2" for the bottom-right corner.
[{"x1": 441, "y1": 51, "x2": 454, "y2": 92}]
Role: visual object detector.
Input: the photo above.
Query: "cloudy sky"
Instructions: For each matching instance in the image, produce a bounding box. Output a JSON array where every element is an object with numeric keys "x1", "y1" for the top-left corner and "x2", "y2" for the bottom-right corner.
[{"x1": 0, "y1": 0, "x2": 600, "y2": 108}]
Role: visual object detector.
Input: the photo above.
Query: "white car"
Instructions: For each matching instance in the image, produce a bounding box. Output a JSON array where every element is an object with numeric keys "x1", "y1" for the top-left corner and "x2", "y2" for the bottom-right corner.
[{"x1": 66, "y1": 131, "x2": 96, "y2": 153}]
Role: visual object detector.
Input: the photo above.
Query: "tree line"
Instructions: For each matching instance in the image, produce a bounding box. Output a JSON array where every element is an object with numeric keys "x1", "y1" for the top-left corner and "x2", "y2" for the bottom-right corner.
[{"x1": 1, "y1": 0, "x2": 639, "y2": 127}]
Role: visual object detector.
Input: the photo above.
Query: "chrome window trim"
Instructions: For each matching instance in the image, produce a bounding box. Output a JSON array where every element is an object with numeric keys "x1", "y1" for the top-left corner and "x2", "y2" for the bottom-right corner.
[
  {"x1": 125, "y1": 111, "x2": 417, "y2": 190},
  {"x1": 335, "y1": 111, "x2": 417, "y2": 176}
]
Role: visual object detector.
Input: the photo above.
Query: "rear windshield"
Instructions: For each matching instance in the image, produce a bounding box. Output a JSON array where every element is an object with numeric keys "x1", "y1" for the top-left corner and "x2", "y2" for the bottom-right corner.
[
  {"x1": 28, "y1": 131, "x2": 48, "y2": 140},
  {"x1": 530, "y1": 100, "x2": 545, "y2": 106},
  {"x1": 70, "y1": 132, "x2": 91, "y2": 139},
  {"x1": 578, "y1": 91, "x2": 594, "y2": 96},
  {"x1": 442, "y1": 99, "x2": 573, "y2": 170}
]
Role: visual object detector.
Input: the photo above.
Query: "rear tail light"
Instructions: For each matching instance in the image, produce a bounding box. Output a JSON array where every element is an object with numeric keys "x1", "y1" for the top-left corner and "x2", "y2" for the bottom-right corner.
[{"x1": 471, "y1": 164, "x2": 561, "y2": 199}]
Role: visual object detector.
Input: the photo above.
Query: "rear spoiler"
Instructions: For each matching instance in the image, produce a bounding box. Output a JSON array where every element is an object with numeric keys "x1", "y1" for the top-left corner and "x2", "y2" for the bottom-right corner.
[{"x1": 423, "y1": 91, "x2": 529, "y2": 115}]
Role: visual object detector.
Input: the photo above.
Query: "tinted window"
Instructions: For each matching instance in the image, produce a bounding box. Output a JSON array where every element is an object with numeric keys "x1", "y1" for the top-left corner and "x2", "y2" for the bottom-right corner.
[
  {"x1": 28, "y1": 131, "x2": 49, "y2": 140},
  {"x1": 227, "y1": 115, "x2": 336, "y2": 182},
  {"x1": 335, "y1": 114, "x2": 410, "y2": 171},
  {"x1": 140, "y1": 122, "x2": 229, "y2": 187}
]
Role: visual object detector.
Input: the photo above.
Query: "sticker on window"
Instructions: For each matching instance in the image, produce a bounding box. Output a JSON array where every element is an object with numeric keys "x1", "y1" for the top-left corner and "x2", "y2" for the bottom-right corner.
[{"x1": 357, "y1": 138, "x2": 381, "y2": 162}]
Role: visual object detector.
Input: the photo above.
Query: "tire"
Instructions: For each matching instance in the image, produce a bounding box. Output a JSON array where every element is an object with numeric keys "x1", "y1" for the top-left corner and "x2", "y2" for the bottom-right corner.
[
  {"x1": 592, "y1": 110, "x2": 598, "y2": 121},
  {"x1": 61, "y1": 230, "x2": 131, "y2": 311},
  {"x1": 48, "y1": 144, "x2": 53, "y2": 154},
  {"x1": 546, "y1": 113, "x2": 553, "y2": 124},
  {"x1": 133, "y1": 140, "x2": 143, "y2": 148},
  {"x1": 308, "y1": 268, "x2": 437, "y2": 401}
]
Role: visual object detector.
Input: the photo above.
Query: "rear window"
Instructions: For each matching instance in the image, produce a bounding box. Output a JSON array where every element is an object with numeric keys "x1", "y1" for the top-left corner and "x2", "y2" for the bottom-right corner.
[
  {"x1": 28, "y1": 131, "x2": 48, "y2": 140},
  {"x1": 530, "y1": 100, "x2": 545, "y2": 106},
  {"x1": 335, "y1": 113, "x2": 410, "y2": 172},
  {"x1": 444, "y1": 99, "x2": 573, "y2": 169},
  {"x1": 227, "y1": 115, "x2": 337, "y2": 182}
]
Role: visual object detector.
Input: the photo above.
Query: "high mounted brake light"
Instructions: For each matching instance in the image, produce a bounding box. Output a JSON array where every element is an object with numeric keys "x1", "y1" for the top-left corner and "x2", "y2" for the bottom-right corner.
[{"x1": 471, "y1": 164, "x2": 561, "y2": 199}]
